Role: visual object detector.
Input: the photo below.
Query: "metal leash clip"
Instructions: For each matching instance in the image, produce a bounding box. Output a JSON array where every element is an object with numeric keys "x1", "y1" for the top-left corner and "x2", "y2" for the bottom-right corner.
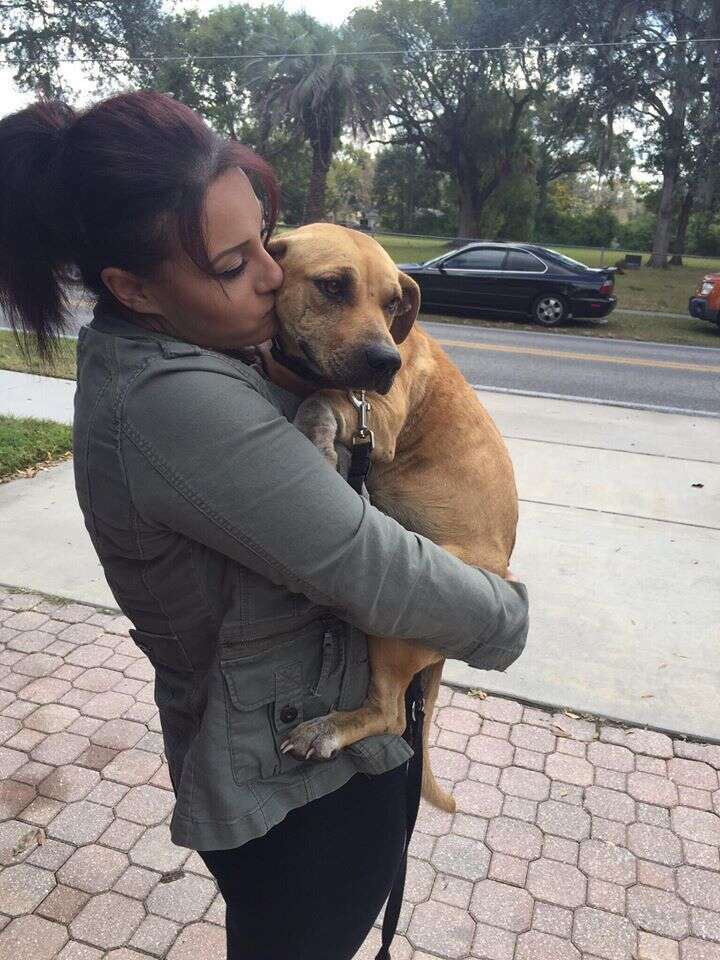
[
  {"x1": 346, "y1": 390, "x2": 374, "y2": 494},
  {"x1": 348, "y1": 389, "x2": 374, "y2": 450}
]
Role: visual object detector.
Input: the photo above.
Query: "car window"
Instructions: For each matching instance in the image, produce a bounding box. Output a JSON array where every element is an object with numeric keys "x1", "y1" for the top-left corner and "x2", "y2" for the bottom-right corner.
[
  {"x1": 546, "y1": 249, "x2": 589, "y2": 270},
  {"x1": 505, "y1": 250, "x2": 546, "y2": 272},
  {"x1": 443, "y1": 248, "x2": 507, "y2": 270}
]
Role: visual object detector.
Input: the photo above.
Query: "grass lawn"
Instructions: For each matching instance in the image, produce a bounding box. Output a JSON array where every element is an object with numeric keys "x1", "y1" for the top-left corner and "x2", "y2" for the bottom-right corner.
[
  {"x1": 0, "y1": 330, "x2": 77, "y2": 379},
  {"x1": 0, "y1": 414, "x2": 73, "y2": 482}
]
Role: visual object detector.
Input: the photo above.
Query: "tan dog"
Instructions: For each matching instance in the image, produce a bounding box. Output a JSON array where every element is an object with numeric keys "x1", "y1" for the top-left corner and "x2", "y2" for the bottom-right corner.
[{"x1": 267, "y1": 224, "x2": 518, "y2": 811}]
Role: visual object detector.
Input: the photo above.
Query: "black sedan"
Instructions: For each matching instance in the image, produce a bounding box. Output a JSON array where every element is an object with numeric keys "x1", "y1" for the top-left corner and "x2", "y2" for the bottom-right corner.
[{"x1": 397, "y1": 242, "x2": 617, "y2": 326}]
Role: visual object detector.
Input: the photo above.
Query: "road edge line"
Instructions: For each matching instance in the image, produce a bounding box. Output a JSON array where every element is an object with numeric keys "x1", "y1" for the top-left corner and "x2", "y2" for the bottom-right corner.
[{"x1": 472, "y1": 384, "x2": 720, "y2": 419}]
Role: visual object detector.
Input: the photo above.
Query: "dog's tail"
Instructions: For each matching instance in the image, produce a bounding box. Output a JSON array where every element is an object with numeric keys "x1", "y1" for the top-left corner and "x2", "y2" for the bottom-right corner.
[{"x1": 419, "y1": 660, "x2": 456, "y2": 813}]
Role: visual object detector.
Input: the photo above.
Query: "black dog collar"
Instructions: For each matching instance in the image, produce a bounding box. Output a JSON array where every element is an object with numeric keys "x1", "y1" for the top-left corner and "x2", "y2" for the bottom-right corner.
[{"x1": 269, "y1": 336, "x2": 327, "y2": 382}]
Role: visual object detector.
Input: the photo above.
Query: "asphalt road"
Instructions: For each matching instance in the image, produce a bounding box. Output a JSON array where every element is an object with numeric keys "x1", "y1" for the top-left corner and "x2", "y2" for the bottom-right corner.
[
  {"x1": 4, "y1": 304, "x2": 720, "y2": 417},
  {"x1": 421, "y1": 319, "x2": 720, "y2": 417}
]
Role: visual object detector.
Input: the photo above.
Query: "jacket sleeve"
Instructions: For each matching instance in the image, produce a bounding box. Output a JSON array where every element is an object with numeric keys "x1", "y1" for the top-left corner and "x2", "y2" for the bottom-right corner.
[{"x1": 121, "y1": 357, "x2": 528, "y2": 671}]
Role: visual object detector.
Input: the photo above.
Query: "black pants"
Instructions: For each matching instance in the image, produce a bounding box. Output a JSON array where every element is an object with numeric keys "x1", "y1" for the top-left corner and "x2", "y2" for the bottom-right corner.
[{"x1": 198, "y1": 764, "x2": 408, "y2": 960}]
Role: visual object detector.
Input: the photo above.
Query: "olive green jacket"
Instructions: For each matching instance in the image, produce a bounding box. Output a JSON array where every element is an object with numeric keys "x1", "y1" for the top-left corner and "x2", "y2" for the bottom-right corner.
[{"x1": 73, "y1": 301, "x2": 529, "y2": 851}]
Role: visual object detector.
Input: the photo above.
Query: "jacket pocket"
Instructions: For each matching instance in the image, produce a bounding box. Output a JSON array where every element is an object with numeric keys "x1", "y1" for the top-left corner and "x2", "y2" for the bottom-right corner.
[
  {"x1": 219, "y1": 621, "x2": 346, "y2": 786},
  {"x1": 336, "y1": 626, "x2": 371, "y2": 711},
  {"x1": 305, "y1": 620, "x2": 346, "y2": 717},
  {"x1": 128, "y1": 628, "x2": 194, "y2": 708},
  {"x1": 220, "y1": 652, "x2": 302, "y2": 783}
]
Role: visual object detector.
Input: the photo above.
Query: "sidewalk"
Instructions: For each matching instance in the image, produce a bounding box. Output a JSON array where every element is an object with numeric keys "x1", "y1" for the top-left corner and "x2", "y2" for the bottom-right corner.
[
  {"x1": 0, "y1": 370, "x2": 75, "y2": 424},
  {"x1": 1, "y1": 586, "x2": 720, "y2": 960},
  {"x1": 1, "y1": 374, "x2": 719, "y2": 740}
]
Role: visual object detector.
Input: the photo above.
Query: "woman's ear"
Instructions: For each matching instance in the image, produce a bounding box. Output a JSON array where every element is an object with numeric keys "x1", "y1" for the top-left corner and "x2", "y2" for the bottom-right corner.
[
  {"x1": 391, "y1": 271, "x2": 421, "y2": 344},
  {"x1": 100, "y1": 266, "x2": 161, "y2": 315}
]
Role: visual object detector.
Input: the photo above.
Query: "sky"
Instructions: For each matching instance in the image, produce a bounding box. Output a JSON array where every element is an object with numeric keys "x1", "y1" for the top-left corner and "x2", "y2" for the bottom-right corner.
[{"x1": 0, "y1": 0, "x2": 374, "y2": 116}]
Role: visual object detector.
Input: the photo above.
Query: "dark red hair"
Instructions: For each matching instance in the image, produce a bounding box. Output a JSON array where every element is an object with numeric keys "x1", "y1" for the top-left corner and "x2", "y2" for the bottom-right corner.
[{"x1": 0, "y1": 89, "x2": 279, "y2": 359}]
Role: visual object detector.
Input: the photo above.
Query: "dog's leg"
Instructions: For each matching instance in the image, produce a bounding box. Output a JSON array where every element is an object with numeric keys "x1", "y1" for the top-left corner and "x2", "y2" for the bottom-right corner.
[
  {"x1": 293, "y1": 394, "x2": 341, "y2": 467},
  {"x1": 280, "y1": 637, "x2": 439, "y2": 760},
  {"x1": 295, "y1": 388, "x2": 407, "y2": 465}
]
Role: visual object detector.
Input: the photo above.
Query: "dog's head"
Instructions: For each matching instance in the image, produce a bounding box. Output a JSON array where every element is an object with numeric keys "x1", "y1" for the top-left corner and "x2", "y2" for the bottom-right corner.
[{"x1": 267, "y1": 224, "x2": 420, "y2": 395}]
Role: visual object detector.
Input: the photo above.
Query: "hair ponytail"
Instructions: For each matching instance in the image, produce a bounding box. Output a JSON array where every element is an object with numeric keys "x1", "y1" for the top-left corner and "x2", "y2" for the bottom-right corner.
[
  {"x1": 0, "y1": 100, "x2": 78, "y2": 361},
  {"x1": 0, "y1": 90, "x2": 279, "y2": 364}
]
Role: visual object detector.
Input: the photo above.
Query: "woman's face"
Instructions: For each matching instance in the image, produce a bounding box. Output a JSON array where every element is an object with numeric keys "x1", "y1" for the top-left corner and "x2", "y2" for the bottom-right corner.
[{"x1": 119, "y1": 167, "x2": 284, "y2": 350}]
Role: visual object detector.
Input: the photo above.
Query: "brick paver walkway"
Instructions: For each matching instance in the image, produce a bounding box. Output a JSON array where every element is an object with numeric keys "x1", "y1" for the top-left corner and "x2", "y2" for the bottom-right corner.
[{"x1": 1, "y1": 587, "x2": 719, "y2": 960}]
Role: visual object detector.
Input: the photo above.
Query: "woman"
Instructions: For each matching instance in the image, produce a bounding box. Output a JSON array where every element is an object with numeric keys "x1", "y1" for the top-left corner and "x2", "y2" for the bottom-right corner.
[{"x1": 0, "y1": 90, "x2": 529, "y2": 960}]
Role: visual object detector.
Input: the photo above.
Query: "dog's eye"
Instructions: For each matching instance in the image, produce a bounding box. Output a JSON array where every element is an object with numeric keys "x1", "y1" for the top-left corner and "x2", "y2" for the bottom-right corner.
[
  {"x1": 317, "y1": 278, "x2": 344, "y2": 298},
  {"x1": 387, "y1": 298, "x2": 402, "y2": 316}
]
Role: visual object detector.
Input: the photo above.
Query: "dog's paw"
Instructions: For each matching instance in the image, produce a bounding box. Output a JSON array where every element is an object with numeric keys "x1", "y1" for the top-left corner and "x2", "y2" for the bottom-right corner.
[
  {"x1": 280, "y1": 715, "x2": 342, "y2": 761},
  {"x1": 294, "y1": 397, "x2": 339, "y2": 467}
]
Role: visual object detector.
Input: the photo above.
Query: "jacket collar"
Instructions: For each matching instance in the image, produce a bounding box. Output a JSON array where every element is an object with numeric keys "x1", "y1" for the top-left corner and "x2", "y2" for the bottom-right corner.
[
  {"x1": 89, "y1": 300, "x2": 183, "y2": 344},
  {"x1": 89, "y1": 299, "x2": 271, "y2": 373}
]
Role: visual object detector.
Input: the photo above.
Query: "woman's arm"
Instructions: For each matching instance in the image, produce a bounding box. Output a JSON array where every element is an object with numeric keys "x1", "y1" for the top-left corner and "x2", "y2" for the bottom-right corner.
[{"x1": 121, "y1": 358, "x2": 528, "y2": 671}]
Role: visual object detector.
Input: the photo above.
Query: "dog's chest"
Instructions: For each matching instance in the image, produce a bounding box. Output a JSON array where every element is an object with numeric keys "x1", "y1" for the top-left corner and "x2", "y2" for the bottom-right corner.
[{"x1": 367, "y1": 472, "x2": 444, "y2": 543}]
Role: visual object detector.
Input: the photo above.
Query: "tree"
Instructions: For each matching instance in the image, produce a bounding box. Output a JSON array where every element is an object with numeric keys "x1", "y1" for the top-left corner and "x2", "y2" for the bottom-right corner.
[
  {"x1": 133, "y1": 4, "x2": 260, "y2": 139},
  {"x1": 559, "y1": 0, "x2": 711, "y2": 267},
  {"x1": 639, "y1": 1, "x2": 706, "y2": 266},
  {"x1": 695, "y1": 0, "x2": 720, "y2": 215},
  {"x1": 0, "y1": 0, "x2": 164, "y2": 98},
  {"x1": 264, "y1": 138, "x2": 313, "y2": 225},
  {"x1": 352, "y1": 0, "x2": 576, "y2": 239},
  {"x1": 325, "y1": 145, "x2": 375, "y2": 223},
  {"x1": 138, "y1": 4, "x2": 371, "y2": 223},
  {"x1": 249, "y1": 19, "x2": 392, "y2": 222},
  {"x1": 372, "y1": 142, "x2": 455, "y2": 234},
  {"x1": 530, "y1": 92, "x2": 634, "y2": 235}
]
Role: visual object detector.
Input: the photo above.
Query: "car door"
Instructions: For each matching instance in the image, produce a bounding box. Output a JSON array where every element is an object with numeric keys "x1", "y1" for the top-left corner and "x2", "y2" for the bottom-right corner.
[
  {"x1": 502, "y1": 249, "x2": 549, "y2": 312},
  {"x1": 438, "y1": 247, "x2": 509, "y2": 310}
]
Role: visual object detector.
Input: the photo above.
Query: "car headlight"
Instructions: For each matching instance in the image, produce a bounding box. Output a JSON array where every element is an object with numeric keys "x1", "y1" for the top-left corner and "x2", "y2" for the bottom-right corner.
[{"x1": 701, "y1": 281, "x2": 715, "y2": 295}]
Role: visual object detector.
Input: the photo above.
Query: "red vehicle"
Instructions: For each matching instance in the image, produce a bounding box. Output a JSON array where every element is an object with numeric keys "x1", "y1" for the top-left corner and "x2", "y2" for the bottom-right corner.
[{"x1": 689, "y1": 273, "x2": 720, "y2": 327}]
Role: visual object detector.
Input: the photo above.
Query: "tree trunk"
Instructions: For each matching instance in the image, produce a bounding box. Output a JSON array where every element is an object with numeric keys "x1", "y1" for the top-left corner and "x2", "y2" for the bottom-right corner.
[
  {"x1": 456, "y1": 178, "x2": 484, "y2": 242},
  {"x1": 303, "y1": 143, "x2": 330, "y2": 224},
  {"x1": 668, "y1": 189, "x2": 694, "y2": 265},
  {"x1": 647, "y1": 163, "x2": 678, "y2": 267},
  {"x1": 535, "y1": 174, "x2": 549, "y2": 239},
  {"x1": 698, "y1": 0, "x2": 720, "y2": 211},
  {"x1": 647, "y1": 16, "x2": 691, "y2": 267}
]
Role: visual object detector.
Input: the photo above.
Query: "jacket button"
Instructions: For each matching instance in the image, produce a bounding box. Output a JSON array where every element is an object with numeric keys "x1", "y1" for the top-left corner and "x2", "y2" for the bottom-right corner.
[{"x1": 280, "y1": 705, "x2": 298, "y2": 724}]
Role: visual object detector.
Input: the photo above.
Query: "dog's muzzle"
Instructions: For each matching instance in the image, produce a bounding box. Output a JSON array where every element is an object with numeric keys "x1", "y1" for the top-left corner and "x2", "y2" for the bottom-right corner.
[{"x1": 365, "y1": 344, "x2": 402, "y2": 376}]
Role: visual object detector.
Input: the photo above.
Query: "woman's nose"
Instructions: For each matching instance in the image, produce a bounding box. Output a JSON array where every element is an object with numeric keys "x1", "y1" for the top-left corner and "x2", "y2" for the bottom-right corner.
[{"x1": 256, "y1": 247, "x2": 283, "y2": 294}]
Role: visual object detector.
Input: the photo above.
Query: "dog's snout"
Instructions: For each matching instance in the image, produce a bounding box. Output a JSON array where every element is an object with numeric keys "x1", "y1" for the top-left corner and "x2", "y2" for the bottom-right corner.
[{"x1": 365, "y1": 344, "x2": 402, "y2": 375}]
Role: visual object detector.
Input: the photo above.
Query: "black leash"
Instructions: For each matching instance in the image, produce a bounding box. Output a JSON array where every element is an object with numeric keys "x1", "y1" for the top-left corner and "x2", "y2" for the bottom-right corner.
[
  {"x1": 375, "y1": 672, "x2": 425, "y2": 960},
  {"x1": 343, "y1": 389, "x2": 425, "y2": 960}
]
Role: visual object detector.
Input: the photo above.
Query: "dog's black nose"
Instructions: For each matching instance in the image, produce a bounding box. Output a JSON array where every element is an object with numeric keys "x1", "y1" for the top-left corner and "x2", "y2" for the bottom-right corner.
[{"x1": 365, "y1": 344, "x2": 402, "y2": 374}]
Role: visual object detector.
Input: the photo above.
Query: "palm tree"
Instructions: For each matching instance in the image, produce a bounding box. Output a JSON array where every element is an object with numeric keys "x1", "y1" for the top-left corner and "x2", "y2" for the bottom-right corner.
[{"x1": 250, "y1": 17, "x2": 390, "y2": 223}]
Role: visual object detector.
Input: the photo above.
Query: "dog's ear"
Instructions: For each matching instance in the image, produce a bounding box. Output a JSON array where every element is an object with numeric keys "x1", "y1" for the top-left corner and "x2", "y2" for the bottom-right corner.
[
  {"x1": 391, "y1": 271, "x2": 421, "y2": 344},
  {"x1": 266, "y1": 236, "x2": 289, "y2": 262}
]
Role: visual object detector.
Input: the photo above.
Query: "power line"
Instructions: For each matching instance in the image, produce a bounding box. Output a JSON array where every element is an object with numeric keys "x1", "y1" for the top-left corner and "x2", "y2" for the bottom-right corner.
[{"x1": 1, "y1": 34, "x2": 720, "y2": 67}]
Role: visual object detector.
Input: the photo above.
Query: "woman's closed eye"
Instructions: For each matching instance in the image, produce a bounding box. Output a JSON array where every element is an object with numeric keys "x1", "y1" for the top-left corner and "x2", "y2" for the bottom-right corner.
[{"x1": 218, "y1": 260, "x2": 247, "y2": 280}]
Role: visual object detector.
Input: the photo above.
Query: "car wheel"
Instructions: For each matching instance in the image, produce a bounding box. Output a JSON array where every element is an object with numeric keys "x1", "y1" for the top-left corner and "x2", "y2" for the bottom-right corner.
[{"x1": 532, "y1": 294, "x2": 568, "y2": 326}]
